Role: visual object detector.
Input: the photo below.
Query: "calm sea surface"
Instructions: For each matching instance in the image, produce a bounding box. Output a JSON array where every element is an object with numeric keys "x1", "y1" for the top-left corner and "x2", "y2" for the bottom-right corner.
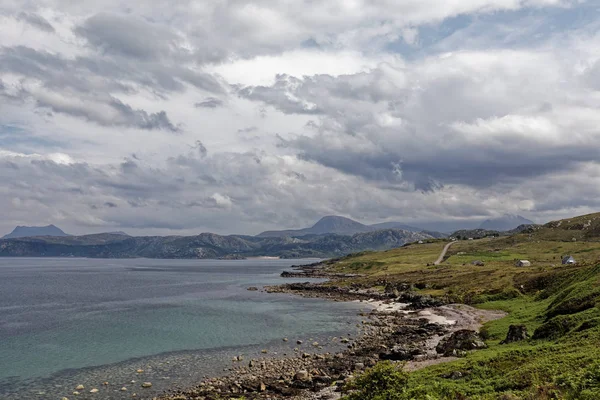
[{"x1": 0, "y1": 258, "x2": 364, "y2": 399}]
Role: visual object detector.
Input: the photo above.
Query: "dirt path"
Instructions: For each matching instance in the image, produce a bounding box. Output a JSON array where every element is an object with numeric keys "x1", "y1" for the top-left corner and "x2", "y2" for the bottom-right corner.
[{"x1": 434, "y1": 241, "x2": 456, "y2": 265}]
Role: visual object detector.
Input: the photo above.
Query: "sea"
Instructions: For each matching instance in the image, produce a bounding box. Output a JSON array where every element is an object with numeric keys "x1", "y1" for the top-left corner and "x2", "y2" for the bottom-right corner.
[{"x1": 0, "y1": 258, "x2": 365, "y2": 399}]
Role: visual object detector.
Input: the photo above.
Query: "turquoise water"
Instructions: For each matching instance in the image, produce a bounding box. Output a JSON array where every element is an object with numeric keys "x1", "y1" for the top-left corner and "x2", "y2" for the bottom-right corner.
[{"x1": 0, "y1": 258, "x2": 363, "y2": 399}]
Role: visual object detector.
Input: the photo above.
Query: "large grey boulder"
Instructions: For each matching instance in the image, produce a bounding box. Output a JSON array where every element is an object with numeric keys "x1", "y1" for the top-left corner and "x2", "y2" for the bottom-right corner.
[{"x1": 436, "y1": 330, "x2": 487, "y2": 356}]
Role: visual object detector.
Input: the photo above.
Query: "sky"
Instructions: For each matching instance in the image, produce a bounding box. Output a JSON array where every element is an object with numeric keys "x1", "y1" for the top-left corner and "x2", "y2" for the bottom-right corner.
[{"x1": 0, "y1": 0, "x2": 599, "y2": 236}]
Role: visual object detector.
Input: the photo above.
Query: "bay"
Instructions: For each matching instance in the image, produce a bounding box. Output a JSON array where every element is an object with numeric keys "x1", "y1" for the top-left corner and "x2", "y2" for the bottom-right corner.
[{"x1": 0, "y1": 258, "x2": 363, "y2": 399}]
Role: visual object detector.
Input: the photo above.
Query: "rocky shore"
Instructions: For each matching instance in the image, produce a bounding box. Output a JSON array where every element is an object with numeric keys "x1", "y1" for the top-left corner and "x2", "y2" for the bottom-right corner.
[{"x1": 156, "y1": 272, "x2": 505, "y2": 400}]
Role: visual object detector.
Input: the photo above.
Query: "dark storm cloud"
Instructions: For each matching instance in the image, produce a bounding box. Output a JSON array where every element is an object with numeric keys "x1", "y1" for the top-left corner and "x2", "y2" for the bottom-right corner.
[
  {"x1": 195, "y1": 97, "x2": 224, "y2": 108},
  {"x1": 17, "y1": 12, "x2": 55, "y2": 33}
]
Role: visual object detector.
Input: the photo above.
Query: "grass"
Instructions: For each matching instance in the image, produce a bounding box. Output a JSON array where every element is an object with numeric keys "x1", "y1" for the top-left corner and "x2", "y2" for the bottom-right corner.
[
  {"x1": 336, "y1": 213, "x2": 600, "y2": 399},
  {"x1": 343, "y1": 264, "x2": 600, "y2": 399}
]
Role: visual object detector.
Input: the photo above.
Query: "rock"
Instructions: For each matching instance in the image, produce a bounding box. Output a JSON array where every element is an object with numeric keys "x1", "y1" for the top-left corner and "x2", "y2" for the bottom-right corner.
[
  {"x1": 312, "y1": 341, "x2": 319, "y2": 347},
  {"x1": 295, "y1": 370, "x2": 310, "y2": 382},
  {"x1": 261, "y1": 349, "x2": 268, "y2": 354},
  {"x1": 136, "y1": 369, "x2": 144, "y2": 373},
  {"x1": 471, "y1": 260, "x2": 485, "y2": 266},
  {"x1": 340, "y1": 338, "x2": 350, "y2": 343},
  {"x1": 283, "y1": 338, "x2": 289, "y2": 342},
  {"x1": 302, "y1": 353, "x2": 311, "y2": 358},
  {"x1": 89, "y1": 388, "x2": 99, "y2": 393},
  {"x1": 75, "y1": 385, "x2": 85, "y2": 391},
  {"x1": 120, "y1": 387, "x2": 128, "y2": 391},
  {"x1": 450, "y1": 371, "x2": 463, "y2": 379},
  {"x1": 436, "y1": 330, "x2": 487, "y2": 356},
  {"x1": 102, "y1": 382, "x2": 109, "y2": 385},
  {"x1": 247, "y1": 287, "x2": 259, "y2": 291},
  {"x1": 354, "y1": 363, "x2": 365, "y2": 370},
  {"x1": 259, "y1": 382, "x2": 266, "y2": 392},
  {"x1": 379, "y1": 345, "x2": 422, "y2": 361},
  {"x1": 141, "y1": 382, "x2": 152, "y2": 388},
  {"x1": 297, "y1": 340, "x2": 303, "y2": 345},
  {"x1": 61, "y1": 397, "x2": 69, "y2": 400},
  {"x1": 500, "y1": 324, "x2": 529, "y2": 344}
]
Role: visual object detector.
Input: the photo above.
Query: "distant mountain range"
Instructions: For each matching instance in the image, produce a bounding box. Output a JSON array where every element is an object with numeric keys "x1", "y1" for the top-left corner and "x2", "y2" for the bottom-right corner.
[
  {"x1": 0, "y1": 214, "x2": 535, "y2": 259},
  {"x1": 0, "y1": 229, "x2": 437, "y2": 259},
  {"x1": 257, "y1": 216, "x2": 441, "y2": 238},
  {"x1": 478, "y1": 214, "x2": 534, "y2": 231},
  {"x1": 2, "y1": 225, "x2": 70, "y2": 239}
]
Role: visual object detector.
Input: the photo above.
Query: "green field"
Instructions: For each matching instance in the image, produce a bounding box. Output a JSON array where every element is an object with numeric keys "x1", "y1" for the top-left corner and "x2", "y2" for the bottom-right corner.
[{"x1": 336, "y1": 213, "x2": 600, "y2": 399}]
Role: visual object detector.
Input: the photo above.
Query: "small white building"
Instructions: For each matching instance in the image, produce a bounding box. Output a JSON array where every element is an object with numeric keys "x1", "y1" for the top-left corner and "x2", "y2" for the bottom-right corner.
[
  {"x1": 515, "y1": 260, "x2": 531, "y2": 267},
  {"x1": 562, "y1": 255, "x2": 576, "y2": 265}
]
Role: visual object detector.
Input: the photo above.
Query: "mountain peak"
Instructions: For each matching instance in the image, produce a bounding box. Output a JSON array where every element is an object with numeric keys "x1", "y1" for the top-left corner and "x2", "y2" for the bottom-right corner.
[
  {"x1": 311, "y1": 215, "x2": 367, "y2": 231},
  {"x1": 479, "y1": 215, "x2": 534, "y2": 231},
  {"x1": 2, "y1": 225, "x2": 70, "y2": 239}
]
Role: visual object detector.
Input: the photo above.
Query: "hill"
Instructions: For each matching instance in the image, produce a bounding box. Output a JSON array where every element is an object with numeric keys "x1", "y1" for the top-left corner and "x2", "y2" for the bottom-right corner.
[
  {"x1": 2, "y1": 225, "x2": 70, "y2": 239},
  {"x1": 479, "y1": 214, "x2": 534, "y2": 231},
  {"x1": 257, "y1": 216, "x2": 445, "y2": 238},
  {"x1": 304, "y1": 211, "x2": 600, "y2": 399},
  {"x1": 0, "y1": 229, "x2": 436, "y2": 259}
]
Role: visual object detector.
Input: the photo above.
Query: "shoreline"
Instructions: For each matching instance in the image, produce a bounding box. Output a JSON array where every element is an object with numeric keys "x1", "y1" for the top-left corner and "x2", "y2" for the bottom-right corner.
[{"x1": 158, "y1": 265, "x2": 506, "y2": 400}]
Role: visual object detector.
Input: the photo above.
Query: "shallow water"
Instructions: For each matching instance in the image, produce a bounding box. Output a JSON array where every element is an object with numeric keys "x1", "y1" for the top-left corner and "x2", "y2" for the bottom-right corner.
[{"x1": 0, "y1": 258, "x2": 363, "y2": 399}]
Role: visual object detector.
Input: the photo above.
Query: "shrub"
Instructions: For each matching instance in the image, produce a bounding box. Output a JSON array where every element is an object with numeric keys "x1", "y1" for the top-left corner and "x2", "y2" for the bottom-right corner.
[{"x1": 344, "y1": 361, "x2": 409, "y2": 400}]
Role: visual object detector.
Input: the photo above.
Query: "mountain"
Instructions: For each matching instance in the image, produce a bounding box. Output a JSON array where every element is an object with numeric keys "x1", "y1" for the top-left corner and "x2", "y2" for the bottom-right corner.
[
  {"x1": 0, "y1": 229, "x2": 436, "y2": 259},
  {"x1": 479, "y1": 214, "x2": 534, "y2": 231},
  {"x1": 258, "y1": 216, "x2": 444, "y2": 238},
  {"x1": 258, "y1": 216, "x2": 373, "y2": 237},
  {"x1": 2, "y1": 225, "x2": 70, "y2": 239}
]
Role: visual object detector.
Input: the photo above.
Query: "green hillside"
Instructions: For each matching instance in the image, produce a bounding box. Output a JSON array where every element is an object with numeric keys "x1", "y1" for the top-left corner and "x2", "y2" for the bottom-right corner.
[{"x1": 329, "y1": 212, "x2": 600, "y2": 399}]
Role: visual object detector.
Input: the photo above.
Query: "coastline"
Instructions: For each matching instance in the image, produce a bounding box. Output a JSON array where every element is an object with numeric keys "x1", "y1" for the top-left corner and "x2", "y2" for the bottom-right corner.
[{"x1": 157, "y1": 263, "x2": 506, "y2": 400}]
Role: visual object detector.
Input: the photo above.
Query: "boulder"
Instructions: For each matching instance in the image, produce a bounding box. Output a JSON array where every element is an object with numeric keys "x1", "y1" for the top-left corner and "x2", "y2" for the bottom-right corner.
[
  {"x1": 295, "y1": 370, "x2": 310, "y2": 382},
  {"x1": 500, "y1": 324, "x2": 529, "y2": 344},
  {"x1": 436, "y1": 330, "x2": 487, "y2": 356},
  {"x1": 379, "y1": 345, "x2": 422, "y2": 361}
]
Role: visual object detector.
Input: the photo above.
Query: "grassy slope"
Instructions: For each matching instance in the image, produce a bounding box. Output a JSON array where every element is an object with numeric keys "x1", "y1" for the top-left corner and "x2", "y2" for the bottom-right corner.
[{"x1": 337, "y1": 213, "x2": 600, "y2": 399}]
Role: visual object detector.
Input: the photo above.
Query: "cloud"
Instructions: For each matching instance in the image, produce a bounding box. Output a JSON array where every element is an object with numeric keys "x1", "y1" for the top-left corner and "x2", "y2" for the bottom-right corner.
[
  {"x1": 195, "y1": 97, "x2": 224, "y2": 108},
  {"x1": 31, "y1": 89, "x2": 181, "y2": 132},
  {"x1": 75, "y1": 13, "x2": 185, "y2": 61},
  {"x1": 17, "y1": 12, "x2": 55, "y2": 33},
  {"x1": 238, "y1": 42, "x2": 600, "y2": 191}
]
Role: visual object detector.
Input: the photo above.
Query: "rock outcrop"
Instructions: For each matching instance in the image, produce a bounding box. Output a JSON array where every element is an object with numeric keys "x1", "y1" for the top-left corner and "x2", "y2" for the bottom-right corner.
[
  {"x1": 436, "y1": 330, "x2": 487, "y2": 356},
  {"x1": 500, "y1": 324, "x2": 529, "y2": 344}
]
